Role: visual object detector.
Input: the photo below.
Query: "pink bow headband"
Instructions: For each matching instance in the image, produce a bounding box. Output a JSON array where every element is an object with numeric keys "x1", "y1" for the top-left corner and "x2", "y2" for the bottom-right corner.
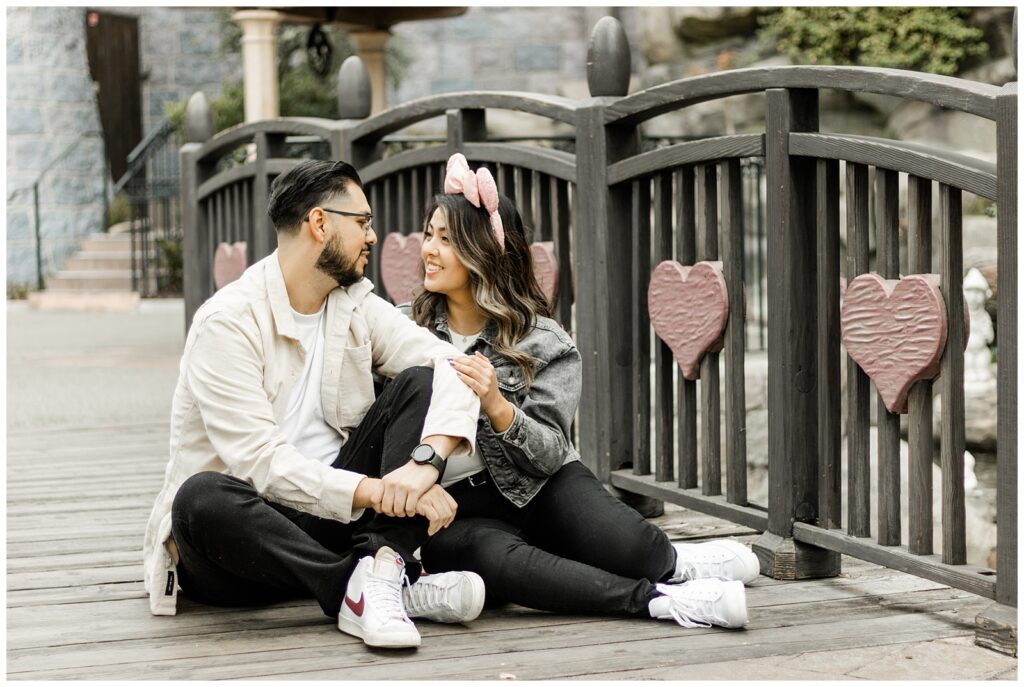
[{"x1": 443, "y1": 153, "x2": 505, "y2": 250}]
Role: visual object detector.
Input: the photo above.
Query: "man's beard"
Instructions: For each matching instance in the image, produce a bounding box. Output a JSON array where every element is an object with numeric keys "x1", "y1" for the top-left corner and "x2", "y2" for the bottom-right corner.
[{"x1": 315, "y1": 233, "x2": 363, "y2": 287}]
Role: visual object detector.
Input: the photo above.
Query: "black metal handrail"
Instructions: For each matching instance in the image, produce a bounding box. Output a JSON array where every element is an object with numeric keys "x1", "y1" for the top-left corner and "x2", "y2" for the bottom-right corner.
[{"x1": 7, "y1": 134, "x2": 106, "y2": 290}]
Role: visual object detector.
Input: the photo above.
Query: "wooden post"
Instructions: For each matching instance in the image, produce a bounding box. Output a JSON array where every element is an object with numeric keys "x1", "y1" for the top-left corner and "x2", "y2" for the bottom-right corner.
[
  {"x1": 975, "y1": 78, "x2": 1018, "y2": 657},
  {"x1": 446, "y1": 108, "x2": 486, "y2": 158},
  {"x1": 576, "y1": 16, "x2": 660, "y2": 515},
  {"x1": 752, "y1": 88, "x2": 840, "y2": 579},
  {"x1": 181, "y1": 142, "x2": 208, "y2": 331},
  {"x1": 181, "y1": 92, "x2": 215, "y2": 330}
]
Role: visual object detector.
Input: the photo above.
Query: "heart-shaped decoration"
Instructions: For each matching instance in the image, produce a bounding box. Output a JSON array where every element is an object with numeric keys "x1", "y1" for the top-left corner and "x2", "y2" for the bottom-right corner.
[
  {"x1": 648, "y1": 260, "x2": 730, "y2": 380},
  {"x1": 841, "y1": 273, "x2": 950, "y2": 414},
  {"x1": 380, "y1": 232, "x2": 424, "y2": 305},
  {"x1": 530, "y1": 241, "x2": 559, "y2": 306},
  {"x1": 214, "y1": 241, "x2": 247, "y2": 290}
]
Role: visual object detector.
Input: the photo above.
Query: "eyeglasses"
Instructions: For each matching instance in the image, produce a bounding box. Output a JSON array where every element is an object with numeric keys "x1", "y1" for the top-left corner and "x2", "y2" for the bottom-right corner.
[{"x1": 321, "y1": 208, "x2": 373, "y2": 233}]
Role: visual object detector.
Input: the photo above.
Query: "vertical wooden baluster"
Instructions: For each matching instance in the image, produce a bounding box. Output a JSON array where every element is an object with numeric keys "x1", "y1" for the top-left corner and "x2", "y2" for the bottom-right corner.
[
  {"x1": 653, "y1": 171, "x2": 674, "y2": 482},
  {"x1": 516, "y1": 167, "x2": 535, "y2": 235},
  {"x1": 370, "y1": 182, "x2": 384, "y2": 296},
  {"x1": 697, "y1": 163, "x2": 721, "y2": 496},
  {"x1": 425, "y1": 163, "x2": 437, "y2": 202},
  {"x1": 847, "y1": 162, "x2": 871, "y2": 537},
  {"x1": 816, "y1": 158, "x2": 841, "y2": 527},
  {"x1": 411, "y1": 166, "x2": 424, "y2": 229},
  {"x1": 939, "y1": 183, "x2": 967, "y2": 564},
  {"x1": 500, "y1": 164, "x2": 516, "y2": 201},
  {"x1": 876, "y1": 168, "x2": 901, "y2": 546},
  {"x1": 632, "y1": 178, "x2": 652, "y2": 476},
  {"x1": 397, "y1": 170, "x2": 409, "y2": 234},
  {"x1": 216, "y1": 189, "x2": 226, "y2": 249},
  {"x1": 229, "y1": 183, "x2": 238, "y2": 244},
  {"x1": 538, "y1": 172, "x2": 552, "y2": 242},
  {"x1": 553, "y1": 178, "x2": 573, "y2": 329},
  {"x1": 721, "y1": 157, "x2": 748, "y2": 505},
  {"x1": 907, "y1": 175, "x2": 934, "y2": 554},
  {"x1": 677, "y1": 166, "x2": 698, "y2": 489},
  {"x1": 205, "y1": 199, "x2": 215, "y2": 288}
]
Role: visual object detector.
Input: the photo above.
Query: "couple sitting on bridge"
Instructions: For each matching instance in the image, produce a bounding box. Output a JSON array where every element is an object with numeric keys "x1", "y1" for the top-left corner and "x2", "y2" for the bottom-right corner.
[{"x1": 142, "y1": 154, "x2": 758, "y2": 649}]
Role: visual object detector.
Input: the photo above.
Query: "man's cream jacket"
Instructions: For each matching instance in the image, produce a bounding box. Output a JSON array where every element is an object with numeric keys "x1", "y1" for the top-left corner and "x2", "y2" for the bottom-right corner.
[{"x1": 142, "y1": 252, "x2": 479, "y2": 615}]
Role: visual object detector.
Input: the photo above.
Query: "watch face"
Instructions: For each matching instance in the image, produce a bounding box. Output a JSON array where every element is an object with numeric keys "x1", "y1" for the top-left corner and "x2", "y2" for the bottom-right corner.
[{"x1": 412, "y1": 444, "x2": 433, "y2": 463}]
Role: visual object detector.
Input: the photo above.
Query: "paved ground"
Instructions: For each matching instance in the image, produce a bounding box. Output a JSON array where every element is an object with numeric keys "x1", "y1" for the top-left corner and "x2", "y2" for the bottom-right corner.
[
  {"x1": 4, "y1": 298, "x2": 1017, "y2": 679},
  {"x1": 6, "y1": 299, "x2": 184, "y2": 430}
]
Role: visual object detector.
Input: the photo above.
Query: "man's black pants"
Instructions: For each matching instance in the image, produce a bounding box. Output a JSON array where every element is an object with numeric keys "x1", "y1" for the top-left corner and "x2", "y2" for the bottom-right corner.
[{"x1": 170, "y1": 366, "x2": 436, "y2": 617}]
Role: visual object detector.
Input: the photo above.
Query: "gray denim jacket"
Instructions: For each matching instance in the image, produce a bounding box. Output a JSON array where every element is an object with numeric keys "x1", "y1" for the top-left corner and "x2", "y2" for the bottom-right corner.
[{"x1": 399, "y1": 302, "x2": 581, "y2": 507}]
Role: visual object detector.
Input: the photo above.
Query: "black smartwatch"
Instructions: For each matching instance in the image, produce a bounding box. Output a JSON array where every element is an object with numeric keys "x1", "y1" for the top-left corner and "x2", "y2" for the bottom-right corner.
[{"x1": 411, "y1": 443, "x2": 446, "y2": 482}]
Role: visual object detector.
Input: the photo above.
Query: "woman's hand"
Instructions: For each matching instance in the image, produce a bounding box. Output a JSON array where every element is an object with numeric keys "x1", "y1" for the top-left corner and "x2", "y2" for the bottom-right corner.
[{"x1": 452, "y1": 354, "x2": 507, "y2": 419}]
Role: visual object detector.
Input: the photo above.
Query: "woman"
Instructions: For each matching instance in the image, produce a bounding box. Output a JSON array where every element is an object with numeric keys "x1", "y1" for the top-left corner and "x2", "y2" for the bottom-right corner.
[{"x1": 404, "y1": 154, "x2": 757, "y2": 629}]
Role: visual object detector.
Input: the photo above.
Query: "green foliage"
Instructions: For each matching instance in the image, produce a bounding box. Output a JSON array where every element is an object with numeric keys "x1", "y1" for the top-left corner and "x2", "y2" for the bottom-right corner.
[
  {"x1": 758, "y1": 7, "x2": 987, "y2": 76},
  {"x1": 156, "y1": 238, "x2": 184, "y2": 295},
  {"x1": 7, "y1": 282, "x2": 31, "y2": 300},
  {"x1": 107, "y1": 193, "x2": 130, "y2": 227}
]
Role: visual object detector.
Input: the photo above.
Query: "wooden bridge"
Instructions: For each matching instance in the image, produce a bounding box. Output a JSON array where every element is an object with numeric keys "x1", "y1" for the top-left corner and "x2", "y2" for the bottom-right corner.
[{"x1": 8, "y1": 13, "x2": 1016, "y2": 678}]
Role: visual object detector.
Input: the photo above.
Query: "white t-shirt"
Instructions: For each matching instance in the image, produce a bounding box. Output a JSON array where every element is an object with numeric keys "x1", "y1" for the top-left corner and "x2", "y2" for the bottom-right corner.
[
  {"x1": 441, "y1": 329, "x2": 487, "y2": 486},
  {"x1": 280, "y1": 302, "x2": 346, "y2": 465}
]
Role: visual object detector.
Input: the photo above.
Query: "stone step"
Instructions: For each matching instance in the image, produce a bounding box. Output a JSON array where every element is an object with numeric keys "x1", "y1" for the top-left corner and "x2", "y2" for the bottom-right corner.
[
  {"x1": 28, "y1": 290, "x2": 141, "y2": 312},
  {"x1": 80, "y1": 234, "x2": 168, "y2": 253},
  {"x1": 63, "y1": 255, "x2": 134, "y2": 271},
  {"x1": 47, "y1": 271, "x2": 134, "y2": 290}
]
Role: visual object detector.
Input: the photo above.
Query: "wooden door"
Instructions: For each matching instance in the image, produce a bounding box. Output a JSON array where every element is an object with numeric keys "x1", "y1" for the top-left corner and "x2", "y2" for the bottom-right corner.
[{"x1": 85, "y1": 9, "x2": 142, "y2": 183}]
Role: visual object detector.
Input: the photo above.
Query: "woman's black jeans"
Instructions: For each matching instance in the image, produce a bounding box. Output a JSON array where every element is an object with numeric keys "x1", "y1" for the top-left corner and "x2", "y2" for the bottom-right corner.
[
  {"x1": 170, "y1": 366, "x2": 436, "y2": 618},
  {"x1": 420, "y1": 460, "x2": 677, "y2": 617}
]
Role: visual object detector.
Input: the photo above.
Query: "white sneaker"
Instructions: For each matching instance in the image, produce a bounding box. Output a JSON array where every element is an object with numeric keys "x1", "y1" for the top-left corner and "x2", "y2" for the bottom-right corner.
[
  {"x1": 337, "y1": 547, "x2": 421, "y2": 648},
  {"x1": 403, "y1": 571, "x2": 486, "y2": 623},
  {"x1": 651, "y1": 579, "x2": 748, "y2": 629},
  {"x1": 668, "y1": 539, "x2": 760, "y2": 585}
]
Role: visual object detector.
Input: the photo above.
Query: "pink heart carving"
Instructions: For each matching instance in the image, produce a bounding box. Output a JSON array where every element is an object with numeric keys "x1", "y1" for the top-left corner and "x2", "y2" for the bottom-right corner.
[
  {"x1": 214, "y1": 242, "x2": 247, "y2": 290},
  {"x1": 530, "y1": 241, "x2": 559, "y2": 305},
  {"x1": 380, "y1": 232, "x2": 424, "y2": 305},
  {"x1": 841, "y1": 273, "x2": 950, "y2": 414},
  {"x1": 648, "y1": 261, "x2": 730, "y2": 380}
]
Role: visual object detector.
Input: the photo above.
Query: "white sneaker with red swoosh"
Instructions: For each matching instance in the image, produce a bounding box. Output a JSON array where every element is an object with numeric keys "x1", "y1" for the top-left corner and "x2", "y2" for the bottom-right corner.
[{"x1": 337, "y1": 547, "x2": 421, "y2": 648}]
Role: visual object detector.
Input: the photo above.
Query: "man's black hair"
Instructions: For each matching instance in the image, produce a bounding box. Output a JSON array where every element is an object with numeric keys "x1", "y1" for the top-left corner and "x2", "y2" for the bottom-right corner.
[{"x1": 267, "y1": 160, "x2": 363, "y2": 234}]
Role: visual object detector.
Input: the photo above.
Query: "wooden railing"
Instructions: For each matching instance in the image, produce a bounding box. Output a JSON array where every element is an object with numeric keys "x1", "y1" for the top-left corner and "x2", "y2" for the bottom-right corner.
[{"x1": 180, "y1": 14, "x2": 1018, "y2": 654}]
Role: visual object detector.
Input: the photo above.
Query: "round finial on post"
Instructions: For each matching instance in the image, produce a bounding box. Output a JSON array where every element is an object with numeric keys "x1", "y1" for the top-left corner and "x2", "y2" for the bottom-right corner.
[
  {"x1": 587, "y1": 16, "x2": 631, "y2": 97},
  {"x1": 337, "y1": 55, "x2": 372, "y2": 119},
  {"x1": 185, "y1": 91, "x2": 213, "y2": 143}
]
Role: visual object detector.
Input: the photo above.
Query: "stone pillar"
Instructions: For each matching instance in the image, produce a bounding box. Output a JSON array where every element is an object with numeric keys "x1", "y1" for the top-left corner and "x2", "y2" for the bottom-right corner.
[
  {"x1": 233, "y1": 9, "x2": 281, "y2": 122},
  {"x1": 350, "y1": 30, "x2": 390, "y2": 115}
]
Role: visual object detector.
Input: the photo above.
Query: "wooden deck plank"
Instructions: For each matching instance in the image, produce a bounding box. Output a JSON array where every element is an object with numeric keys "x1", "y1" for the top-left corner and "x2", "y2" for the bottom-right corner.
[
  {"x1": 8, "y1": 591, "x2": 984, "y2": 680},
  {"x1": 6, "y1": 421, "x2": 1006, "y2": 680}
]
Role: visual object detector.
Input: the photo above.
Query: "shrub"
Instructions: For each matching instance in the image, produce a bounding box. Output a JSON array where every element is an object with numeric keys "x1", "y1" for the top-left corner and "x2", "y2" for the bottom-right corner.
[{"x1": 758, "y1": 7, "x2": 987, "y2": 76}]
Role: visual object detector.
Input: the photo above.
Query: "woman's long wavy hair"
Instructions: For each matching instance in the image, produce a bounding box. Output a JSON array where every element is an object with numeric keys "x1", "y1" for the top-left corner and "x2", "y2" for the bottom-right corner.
[{"x1": 411, "y1": 192, "x2": 552, "y2": 386}]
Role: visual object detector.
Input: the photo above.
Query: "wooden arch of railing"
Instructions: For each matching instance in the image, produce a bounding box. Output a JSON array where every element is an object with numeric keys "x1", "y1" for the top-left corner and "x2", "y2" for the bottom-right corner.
[
  {"x1": 180, "y1": 14, "x2": 1018, "y2": 654},
  {"x1": 341, "y1": 91, "x2": 579, "y2": 329},
  {"x1": 580, "y1": 62, "x2": 1016, "y2": 653},
  {"x1": 181, "y1": 118, "x2": 345, "y2": 324}
]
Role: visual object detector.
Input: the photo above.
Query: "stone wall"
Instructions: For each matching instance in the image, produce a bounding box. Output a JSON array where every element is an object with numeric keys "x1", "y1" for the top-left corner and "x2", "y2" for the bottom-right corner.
[
  {"x1": 387, "y1": 6, "x2": 644, "y2": 136},
  {"x1": 7, "y1": 7, "x2": 106, "y2": 286},
  {"x1": 5, "y1": 6, "x2": 239, "y2": 289}
]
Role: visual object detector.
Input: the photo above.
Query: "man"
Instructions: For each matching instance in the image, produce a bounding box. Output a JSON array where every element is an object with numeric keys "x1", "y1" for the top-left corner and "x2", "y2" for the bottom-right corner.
[{"x1": 143, "y1": 160, "x2": 485, "y2": 649}]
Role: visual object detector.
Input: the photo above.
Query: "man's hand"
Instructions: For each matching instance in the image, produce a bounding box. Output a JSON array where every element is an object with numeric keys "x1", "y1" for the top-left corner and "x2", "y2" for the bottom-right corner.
[
  {"x1": 380, "y1": 460, "x2": 440, "y2": 517},
  {"x1": 416, "y1": 484, "x2": 458, "y2": 535}
]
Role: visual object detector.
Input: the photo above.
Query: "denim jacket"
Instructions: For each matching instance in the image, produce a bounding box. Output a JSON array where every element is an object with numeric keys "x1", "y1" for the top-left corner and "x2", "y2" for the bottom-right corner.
[{"x1": 399, "y1": 302, "x2": 582, "y2": 507}]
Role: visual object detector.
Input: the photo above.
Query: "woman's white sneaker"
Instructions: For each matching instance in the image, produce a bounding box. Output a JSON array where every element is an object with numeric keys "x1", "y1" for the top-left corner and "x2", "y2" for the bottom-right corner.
[
  {"x1": 337, "y1": 547, "x2": 421, "y2": 648},
  {"x1": 403, "y1": 571, "x2": 486, "y2": 623},
  {"x1": 650, "y1": 579, "x2": 748, "y2": 629},
  {"x1": 669, "y1": 539, "x2": 760, "y2": 585}
]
